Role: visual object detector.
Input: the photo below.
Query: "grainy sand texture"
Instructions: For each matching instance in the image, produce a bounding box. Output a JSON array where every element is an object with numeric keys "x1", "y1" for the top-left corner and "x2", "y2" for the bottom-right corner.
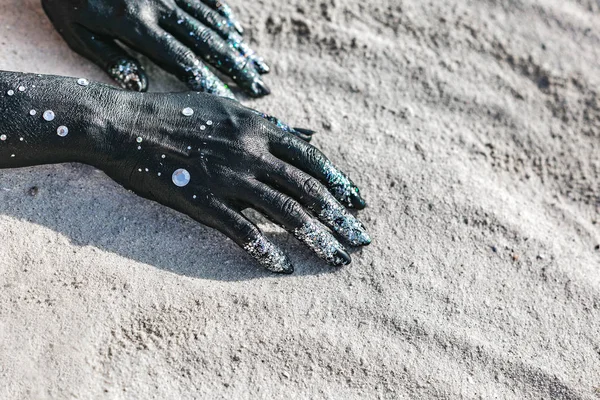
[{"x1": 1, "y1": 0, "x2": 599, "y2": 399}]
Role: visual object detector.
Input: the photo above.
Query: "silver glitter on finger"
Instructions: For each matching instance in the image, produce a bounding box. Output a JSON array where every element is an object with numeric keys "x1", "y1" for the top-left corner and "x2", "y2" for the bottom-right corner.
[
  {"x1": 107, "y1": 59, "x2": 147, "y2": 92},
  {"x1": 207, "y1": 0, "x2": 244, "y2": 33},
  {"x1": 226, "y1": 32, "x2": 270, "y2": 74},
  {"x1": 322, "y1": 160, "x2": 361, "y2": 208},
  {"x1": 294, "y1": 221, "x2": 350, "y2": 266},
  {"x1": 319, "y1": 198, "x2": 371, "y2": 246},
  {"x1": 185, "y1": 62, "x2": 235, "y2": 99},
  {"x1": 244, "y1": 236, "x2": 293, "y2": 273}
]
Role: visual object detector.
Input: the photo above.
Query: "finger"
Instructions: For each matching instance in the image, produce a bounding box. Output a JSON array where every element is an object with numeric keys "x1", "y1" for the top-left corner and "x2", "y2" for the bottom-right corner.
[
  {"x1": 174, "y1": 0, "x2": 269, "y2": 73},
  {"x1": 124, "y1": 28, "x2": 234, "y2": 98},
  {"x1": 193, "y1": 200, "x2": 294, "y2": 273},
  {"x1": 56, "y1": 25, "x2": 148, "y2": 92},
  {"x1": 175, "y1": 0, "x2": 236, "y2": 37},
  {"x1": 201, "y1": 0, "x2": 244, "y2": 34},
  {"x1": 270, "y1": 135, "x2": 367, "y2": 209},
  {"x1": 252, "y1": 111, "x2": 314, "y2": 142},
  {"x1": 293, "y1": 128, "x2": 317, "y2": 137},
  {"x1": 258, "y1": 162, "x2": 371, "y2": 247},
  {"x1": 241, "y1": 180, "x2": 351, "y2": 266},
  {"x1": 223, "y1": 32, "x2": 270, "y2": 74},
  {"x1": 161, "y1": 13, "x2": 270, "y2": 97}
]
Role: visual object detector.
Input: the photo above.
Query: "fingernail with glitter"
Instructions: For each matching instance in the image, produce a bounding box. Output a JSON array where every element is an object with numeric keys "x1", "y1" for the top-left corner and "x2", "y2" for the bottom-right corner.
[
  {"x1": 227, "y1": 33, "x2": 270, "y2": 74},
  {"x1": 250, "y1": 78, "x2": 271, "y2": 97},
  {"x1": 319, "y1": 199, "x2": 371, "y2": 247},
  {"x1": 217, "y1": 2, "x2": 244, "y2": 34},
  {"x1": 295, "y1": 221, "x2": 351, "y2": 266},
  {"x1": 323, "y1": 160, "x2": 366, "y2": 209},
  {"x1": 253, "y1": 57, "x2": 270, "y2": 75},
  {"x1": 244, "y1": 236, "x2": 294, "y2": 273},
  {"x1": 231, "y1": 19, "x2": 244, "y2": 35},
  {"x1": 107, "y1": 59, "x2": 148, "y2": 92}
]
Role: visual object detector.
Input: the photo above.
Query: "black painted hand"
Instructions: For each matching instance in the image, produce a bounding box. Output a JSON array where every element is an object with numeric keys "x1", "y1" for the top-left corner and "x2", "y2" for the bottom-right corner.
[
  {"x1": 1, "y1": 72, "x2": 360, "y2": 273},
  {"x1": 88, "y1": 90, "x2": 370, "y2": 273},
  {"x1": 41, "y1": 0, "x2": 270, "y2": 98}
]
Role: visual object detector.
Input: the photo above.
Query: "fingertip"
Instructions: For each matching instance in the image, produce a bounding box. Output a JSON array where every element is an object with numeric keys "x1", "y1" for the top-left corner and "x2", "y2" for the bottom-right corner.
[
  {"x1": 134, "y1": 71, "x2": 149, "y2": 92},
  {"x1": 293, "y1": 128, "x2": 317, "y2": 136},
  {"x1": 333, "y1": 248, "x2": 352, "y2": 266},
  {"x1": 107, "y1": 59, "x2": 148, "y2": 92},
  {"x1": 320, "y1": 200, "x2": 371, "y2": 247},
  {"x1": 279, "y1": 263, "x2": 295, "y2": 274},
  {"x1": 244, "y1": 236, "x2": 294, "y2": 274},
  {"x1": 249, "y1": 78, "x2": 271, "y2": 97},
  {"x1": 355, "y1": 232, "x2": 372, "y2": 247},
  {"x1": 295, "y1": 221, "x2": 351, "y2": 267},
  {"x1": 351, "y1": 192, "x2": 367, "y2": 209},
  {"x1": 255, "y1": 59, "x2": 271, "y2": 75},
  {"x1": 233, "y1": 21, "x2": 244, "y2": 35}
]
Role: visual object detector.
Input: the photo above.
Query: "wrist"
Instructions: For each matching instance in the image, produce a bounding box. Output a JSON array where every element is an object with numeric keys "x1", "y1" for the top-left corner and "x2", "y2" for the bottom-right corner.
[{"x1": 0, "y1": 71, "x2": 123, "y2": 167}]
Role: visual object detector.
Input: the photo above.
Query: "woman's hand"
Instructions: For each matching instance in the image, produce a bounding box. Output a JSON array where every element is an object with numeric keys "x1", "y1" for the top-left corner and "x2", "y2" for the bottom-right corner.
[
  {"x1": 0, "y1": 72, "x2": 368, "y2": 273},
  {"x1": 90, "y1": 90, "x2": 370, "y2": 273},
  {"x1": 41, "y1": 0, "x2": 270, "y2": 98}
]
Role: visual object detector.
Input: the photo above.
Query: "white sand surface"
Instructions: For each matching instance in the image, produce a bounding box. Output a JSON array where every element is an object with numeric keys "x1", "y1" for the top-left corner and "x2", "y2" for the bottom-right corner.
[{"x1": 0, "y1": 0, "x2": 599, "y2": 398}]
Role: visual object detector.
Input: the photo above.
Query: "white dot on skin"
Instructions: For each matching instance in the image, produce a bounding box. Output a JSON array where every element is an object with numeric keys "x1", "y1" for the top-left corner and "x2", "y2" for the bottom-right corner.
[
  {"x1": 18, "y1": 86, "x2": 25, "y2": 92},
  {"x1": 57, "y1": 126, "x2": 69, "y2": 137},
  {"x1": 7, "y1": 90, "x2": 14, "y2": 96},
  {"x1": 206, "y1": 120, "x2": 213, "y2": 125},
  {"x1": 0, "y1": 135, "x2": 6, "y2": 141},
  {"x1": 172, "y1": 168, "x2": 191, "y2": 187},
  {"x1": 29, "y1": 110, "x2": 36, "y2": 116},
  {"x1": 77, "y1": 78, "x2": 89, "y2": 86},
  {"x1": 158, "y1": 172, "x2": 162, "y2": 177},
  {"x1": 43, "y1": 110, "x2": 55, "y2": 121},
  {"x1": 137, "y1": 146, "x2": 141, "y2": 150},
  {"x1": 182, "y1": 107, "x2": 194, "y2": 117},
  {"x1": 11, "y1": 154, "x2": 15, "y2": 157},
  {"x1": 161, "y1": 154, "x2": 166, "y2": 159},
  {"x1": 200, "y1": 125, "x2": 206, "y2": 130},
  {"x1": 136, "y1": 137, "x2": 143, "y2": 143},
  {"x1": 193, "y1": 195, "x2": 197, "y2": 199},
  {"x1": 138, "y1": 169, "x2": 142, "y2": 172},
  {"x1": 187, "y1": 146, "x2": 192, "y2": 150},
  {"x1": 145, "y1": 168, "x2": 149, "y2": 172},
  {"x1": 19, "y1": 138, "x2": 23, "y2": 141}
]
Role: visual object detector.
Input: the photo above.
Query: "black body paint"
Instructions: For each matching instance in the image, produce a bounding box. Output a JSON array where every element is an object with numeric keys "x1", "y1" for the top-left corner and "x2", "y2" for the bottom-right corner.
[
  {"x1": 0, "y1": 71, "x2": 369, "y2": 273},
  {"x1": 42, "y1": 0, "x2": 269, "y2": 98}
]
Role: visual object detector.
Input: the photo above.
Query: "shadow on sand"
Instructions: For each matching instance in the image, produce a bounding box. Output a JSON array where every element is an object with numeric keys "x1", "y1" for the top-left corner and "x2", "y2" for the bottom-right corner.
[{"x1": 0, "y1": 164, "x2": 353, "y2": 281}]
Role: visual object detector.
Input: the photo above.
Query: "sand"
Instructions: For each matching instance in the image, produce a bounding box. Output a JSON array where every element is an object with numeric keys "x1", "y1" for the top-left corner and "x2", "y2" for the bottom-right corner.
[{"x1": 0, "y1": 0, "x2": 599, "y2": 398}]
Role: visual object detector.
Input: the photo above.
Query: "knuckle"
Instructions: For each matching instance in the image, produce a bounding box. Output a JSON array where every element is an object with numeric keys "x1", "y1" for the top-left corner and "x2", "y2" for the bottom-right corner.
[
  {"x1": 278, "y1": 196, "x2": 300, "y2": 218},
  {"x1": 302, "y1": 177, "x2": 322, "y2": 197},
  {"x1": 303, "y1": 145, "x2": 323, "y2": 165}
]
